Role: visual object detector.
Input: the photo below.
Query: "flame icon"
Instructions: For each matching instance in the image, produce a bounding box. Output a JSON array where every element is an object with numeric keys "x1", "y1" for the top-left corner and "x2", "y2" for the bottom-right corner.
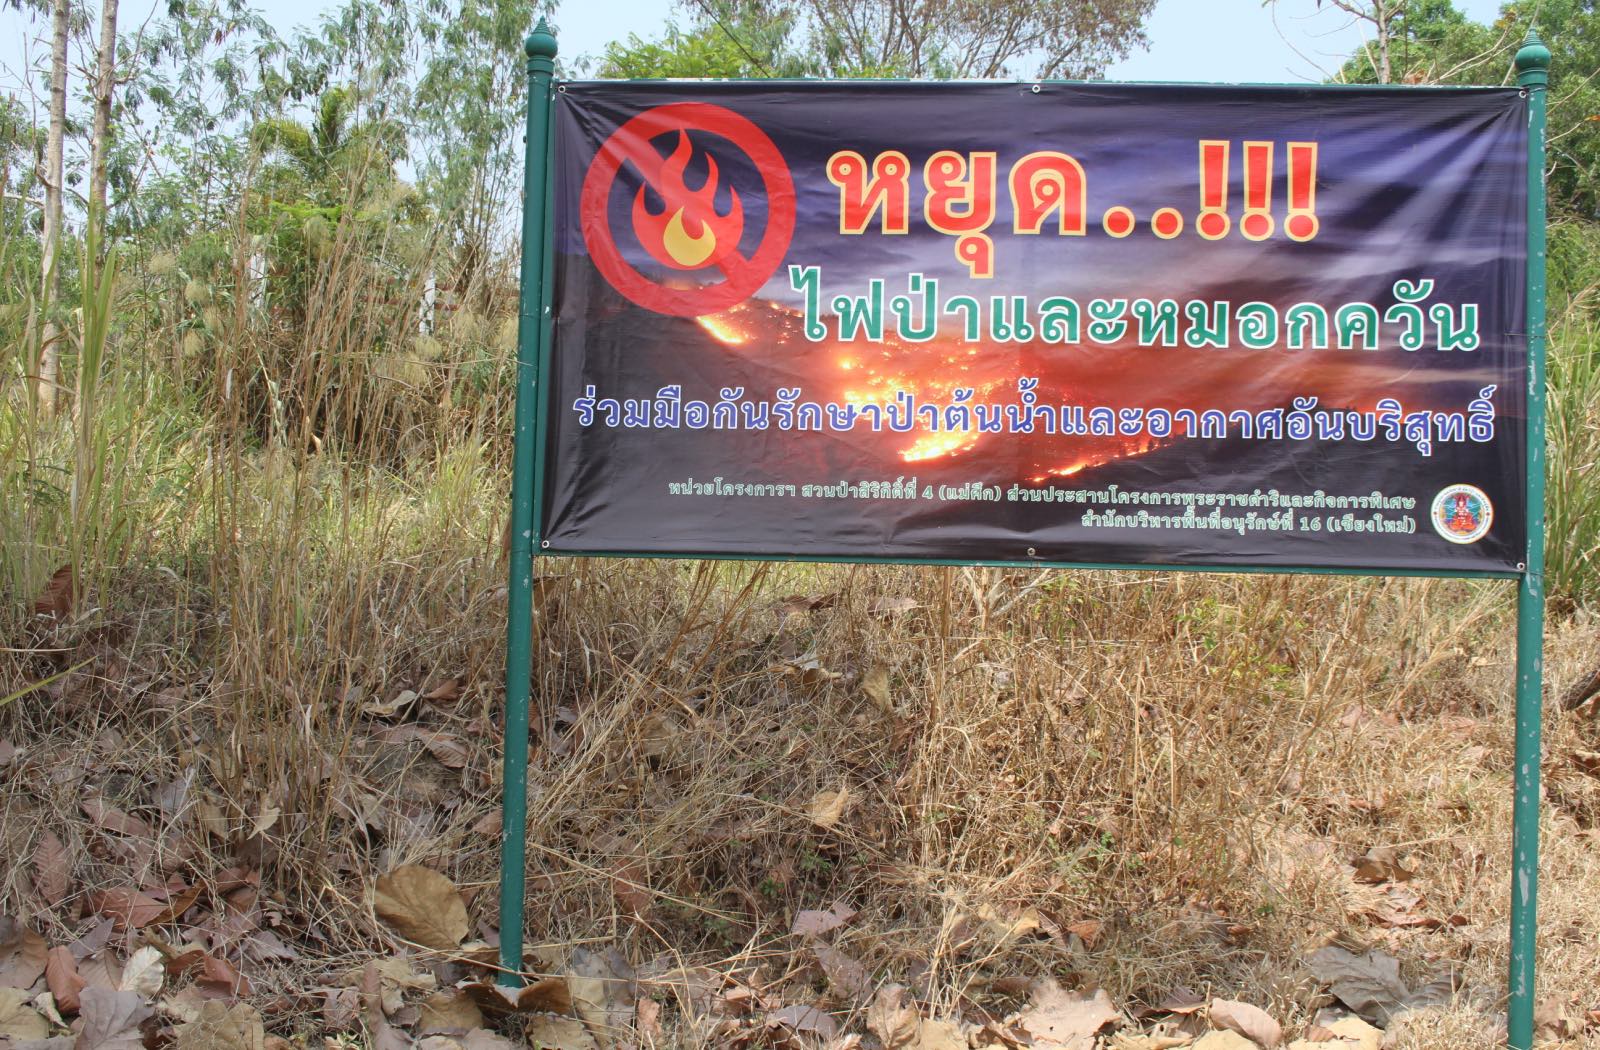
[{"x1": 632, "y1": 131, "x2": 745, "y2": 271}]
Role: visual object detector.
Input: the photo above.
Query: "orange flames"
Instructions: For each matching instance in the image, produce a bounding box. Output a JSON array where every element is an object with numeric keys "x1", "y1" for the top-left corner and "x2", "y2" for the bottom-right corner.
[{"x1": 633, "y1": 132, "x2": 745, "y2": 271}]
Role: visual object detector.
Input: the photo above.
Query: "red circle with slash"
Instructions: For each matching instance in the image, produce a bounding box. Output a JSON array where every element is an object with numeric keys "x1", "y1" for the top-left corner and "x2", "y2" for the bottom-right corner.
[{"x1": 580, "y1": 102, "x2": 796, "y2": 318}]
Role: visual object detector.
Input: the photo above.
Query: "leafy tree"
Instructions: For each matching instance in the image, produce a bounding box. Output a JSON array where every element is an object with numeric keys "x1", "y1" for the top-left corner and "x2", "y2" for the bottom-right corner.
[
  {"x1": 605, "y1": 0, "x2": 1156, "y2": 80},
  {"x1": 412, "y1": 0, "x2": 550, "y2": 307},
  {"x1": 599, "y1": 2, "x2": 808, "y2": 78},
  {"x1": 1315, "y1": 1, "x2": 1599, "y2": 222}
]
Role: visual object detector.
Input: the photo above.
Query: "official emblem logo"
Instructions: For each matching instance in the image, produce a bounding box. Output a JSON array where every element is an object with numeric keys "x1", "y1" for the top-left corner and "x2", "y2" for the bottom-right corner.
[
  {"x1": 579, "y1": 102, "x2": 796, "y2": 318},
  {"x1": 1431, "y1": 484, "x2": 1492, "y2": 544}
]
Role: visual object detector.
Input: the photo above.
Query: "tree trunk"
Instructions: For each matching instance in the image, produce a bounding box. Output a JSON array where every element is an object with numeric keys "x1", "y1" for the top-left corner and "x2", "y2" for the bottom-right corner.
[
  {"x1": 90, "y1": 0, "x2": 120, "y2": 240},
  {"x1": 1375, "y1": 0, "x2": 1393, "y2": 84},
  {"x1": 38, "y1": 0, "x2": 69, "y2": 413}
]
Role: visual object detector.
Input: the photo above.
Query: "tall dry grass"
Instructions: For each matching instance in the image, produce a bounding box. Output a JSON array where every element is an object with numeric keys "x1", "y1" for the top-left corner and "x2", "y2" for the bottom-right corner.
[{"x1": 2, "y1": 200, "x2": 1599, "y2": 1047}]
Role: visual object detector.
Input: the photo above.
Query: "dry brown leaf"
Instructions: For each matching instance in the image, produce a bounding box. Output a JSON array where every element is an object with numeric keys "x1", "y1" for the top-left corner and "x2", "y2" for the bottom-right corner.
[
  {"x1": 74, "y1": 987, "x2": 152, "y2": 1050},
  {"x1": 117, "y1": 947, "x2": 164, "y2": 999},
  {"x1": 1287, "y1": 1015, "x2": 1381, "y2": 1050},
  {"x1": 172, "y1": 1000, "x2": 264, "y2": 1050},
  {"x1": 33, "y1": 565, "x2": 74, "y2": 618},
  {"x1": 861, "y1": 665, "x2": 893, "y2": 713},
  {"x1": 337, "y1": 957, "x2": 438, "y2": 1001},
  {"x1": 770, "y1": 1004, "x2": 840, "y2": 1039},
  {"x1": 1350, "y1": 848, "x2": 1416, "y2": 885},
  {"x1": 1208, "y1": 999, "x2": 1282, "y2": 1048},
  {"x1": 611, "y1": 860, "x2": 652, "y2": 918},
  {"x1": 418, "y1": 989, "x2": 484, "y2": 1036},
  {"x1": 360, "y1": 961, "x2": 411, "y2": 1050},
  {"x1": 1013, "y1": 981, "x2": 1119, "y2": 1050},
  {"x1": 460, "y1": 1030, "x2": 522, "y2": 1050},
  {"x1": 791, "y1": 901, "x2": 858, "y2": 938},
  {"x1": 566, "y1": 948, "x2": 632, "y2": 1050},
  {"x1": 373, "y1": 865, "x2": 469, "y2": 949},
  {"x1": 322, "y1": 987, "x2": 359, "y2": 1031},
  {"x1": 808, "y1": 783, "x2": 852, "y2": 830},
  {"x1": 161, "y1": 984, "x2": 207, "y2": 1025},
  {"x1": 867, "y1": 985, "x2": 920, "y2": 1050},
  {"x1": 423, "y1": 678, "x2": 465, "y2": 704},
  {"x1": 45, "y1": 948, "x2": 86, "y2": 1015},
  {"x1": 0, "y1": 987, "x2": 51, "y2": 1041},
  {"x1": 418, "y1": 1038, "x2": 466, "y2": 1050},
  {"x1": 379, "y1": 727, "x2": 470, "y2": 769},
  {"x1": 1107, "y1": 1032, "x2": 1194, "y2": 1050},
  {"x1": 194, "y1": 952, "x2": 252, "y2": 998},
  {"x1": 811, "y1": 942, "x2": 871, "y2": 1001},
  {"x1": 459, "y1": 976, "x2": 571, "y2": 1016},
  {"x1": 32, "y1": 991, "x2": 67, "y2": 1029},
  {"x1": 1305, "y1": 947, "x2": 1413, "y2": 1026},
  {"x1": 526, "y1": 1012, "x2": 601, "y2": 1050},
  {"x1": 1192, "y1": 1034, "x2": 1258, "y2": 1050},
  {"x1": 79, "y1": 800, "x2": 153, "y2": 841},
  {"x1": 364, "y1": 689, "x2": 419, "y2": 718},
  {"x1": 32, "y1": 834, "x2": 70, "y2": 907},
  {"x1": 916, "y1": 1018, "x2": 968, "y2": 1050},
  {"x1": 636, "y1": 997, "x2": 662, "y2": 1042},
  {"x1": 75, "y1": 953, "x2": 122, "y2": 993},
  {"x1": 1066, "y1": 920, "x2": 1105, "y2": 949},
  {"x1": 87, "y1": 889, "x2": 164, "y2": 931},
  {"x1": 0, "y1": 918, "x2": 48, "y2": 989}
]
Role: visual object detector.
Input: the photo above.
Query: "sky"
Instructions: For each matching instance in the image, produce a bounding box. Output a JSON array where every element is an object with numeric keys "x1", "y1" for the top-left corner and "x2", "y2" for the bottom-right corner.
[{"x1": 2, "y1": 0, "x2": 1513, "y2": 99}]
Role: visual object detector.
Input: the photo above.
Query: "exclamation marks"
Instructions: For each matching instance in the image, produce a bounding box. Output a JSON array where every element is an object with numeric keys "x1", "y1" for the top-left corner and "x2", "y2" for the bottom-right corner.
[
  {"x1": 1197, "y1": 140, "x2": 1230, "y2": 240},
  {"x1": 1241, "y1": 141, "x2": 1274, "y2": 240},
  {"x1": 1101, "y1": 139, "x2": 1320, "y2": 241},
  {"x1": 1285, "y1": 142, "x2": 1319, "y2": 242}
]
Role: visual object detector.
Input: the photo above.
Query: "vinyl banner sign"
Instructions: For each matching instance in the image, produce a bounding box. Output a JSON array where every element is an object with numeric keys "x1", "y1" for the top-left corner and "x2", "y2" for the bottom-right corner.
[{"x1": 544, "y1": 83, "x2": 1528, "y2": 572}]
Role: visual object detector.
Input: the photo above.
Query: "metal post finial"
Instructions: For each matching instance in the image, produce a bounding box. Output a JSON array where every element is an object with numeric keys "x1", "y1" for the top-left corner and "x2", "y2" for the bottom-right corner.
[
  {"x1": 526, "y1": 19, "x2": 558, "y2": 63},
  {"x1": 1515, "y1": 29, "x2": 1550, "y2": 84}
]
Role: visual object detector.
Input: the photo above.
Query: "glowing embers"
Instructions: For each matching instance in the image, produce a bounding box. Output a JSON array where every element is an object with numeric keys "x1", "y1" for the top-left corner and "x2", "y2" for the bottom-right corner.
[
  {"x1": 901, "y1": 433, "x2": 980, "y2": 463},
  {"x1": 696, "y1": 312, "x2": 749, "y2": 346}
]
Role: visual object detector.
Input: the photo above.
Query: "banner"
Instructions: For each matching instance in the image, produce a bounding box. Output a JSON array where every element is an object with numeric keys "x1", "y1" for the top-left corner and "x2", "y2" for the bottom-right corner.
[{"x1": 543, "y1": 82, "x2": 1528, "y2": 572}]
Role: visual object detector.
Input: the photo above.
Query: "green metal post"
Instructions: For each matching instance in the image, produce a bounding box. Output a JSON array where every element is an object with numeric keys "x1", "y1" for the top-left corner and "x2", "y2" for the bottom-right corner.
[
  {"x1": 1509, "y1": 29, "x2": 1549, "y2": 1050},
  {"x1": 500, "y1": 17, "x2": 557, "y2": 988}
]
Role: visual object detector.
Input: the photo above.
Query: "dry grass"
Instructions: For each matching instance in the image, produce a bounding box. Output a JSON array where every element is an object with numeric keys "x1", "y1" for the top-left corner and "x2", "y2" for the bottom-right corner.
[{"x1": 2, "y1": 222, "x2": 1598, "y2": 1048}]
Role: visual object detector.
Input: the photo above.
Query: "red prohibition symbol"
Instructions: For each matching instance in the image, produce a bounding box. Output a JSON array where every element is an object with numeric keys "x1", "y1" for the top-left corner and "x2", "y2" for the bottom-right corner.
[{"x1": 580, "y1": 102, "x2": 797, "y2": 318}]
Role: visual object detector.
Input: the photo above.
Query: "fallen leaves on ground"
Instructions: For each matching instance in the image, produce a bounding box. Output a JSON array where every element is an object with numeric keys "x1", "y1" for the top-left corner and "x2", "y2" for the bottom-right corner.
[
  {"x1": 1305, "y1": 946, "x2": 1452, "y2": 1026},
  {"x1": 1010, "y1": 980, "x2": 1120, "y2": 1050},
  {"x1": 373, "y1": 865, "x2": 469, "y2": 949},
  {"x1": 75, "y1": 987, "x2": 152, "y2": 1050},
  {"x1": 45, "y1": 947, "x2": 85, "y2": 1014},
  {"x1": 460, "y1": 975, "x2": 572, "y2": 1017},
  {"x1": 807, "y1": 783, "x2": 852, "y2": 830},
  {"x1": 1207, "y1": 998, "x2": 1282, "y2": 1048},
  {"x1": 32, "y1": 565, "x2": 74, "y2": 618},
  {"x1": 866, "y1": 985, "x2": 920, "y2": 1049},
  {"x1": 1285, "y1": 1014, "x2": 1383, "y2": 1049},
  {"x1": 31, "y1": 834, "x2": 71, "y2": 907},
  {"x1": 0, "y1": 987, "x2": 50, "y2": 1041},
  {"x1": 791, "y1": 901, "x2": 858, "y2": 938},
  {"x1": 1191, "y1": 1032, "x2": 1259, "y2": 1050},
  {"x1": 810, "y1": 941, "x2": 871, "y2": 1001},
  {"x1": 0, "y1": 918, "x2": 48, "y2": 989},
  {"x1": 172, "y1": 1000, "x2": 264, "y2": 1050},
  {"x1": 419, "y1": 988, "x2": 484, "y2": 1035},
  {"x1": 526, "y1": 1012, "x2": 600, "y2": 1050},
  {"x1": 769, "y1": 1004, "x2": 839, "y2": 1040}
]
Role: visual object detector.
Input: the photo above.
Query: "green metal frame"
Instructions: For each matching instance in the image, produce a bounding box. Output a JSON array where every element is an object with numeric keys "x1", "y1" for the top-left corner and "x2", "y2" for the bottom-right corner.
[
  {"x1": 500, "y1": 18, "x2": 556, "y2": 987},
  {"x1": 1509, "y1": 30, "x2": 1550, "y2": 1050},
  {"x1": 503, "y1": 25, "x2": 1553, "y2": 1048}
]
